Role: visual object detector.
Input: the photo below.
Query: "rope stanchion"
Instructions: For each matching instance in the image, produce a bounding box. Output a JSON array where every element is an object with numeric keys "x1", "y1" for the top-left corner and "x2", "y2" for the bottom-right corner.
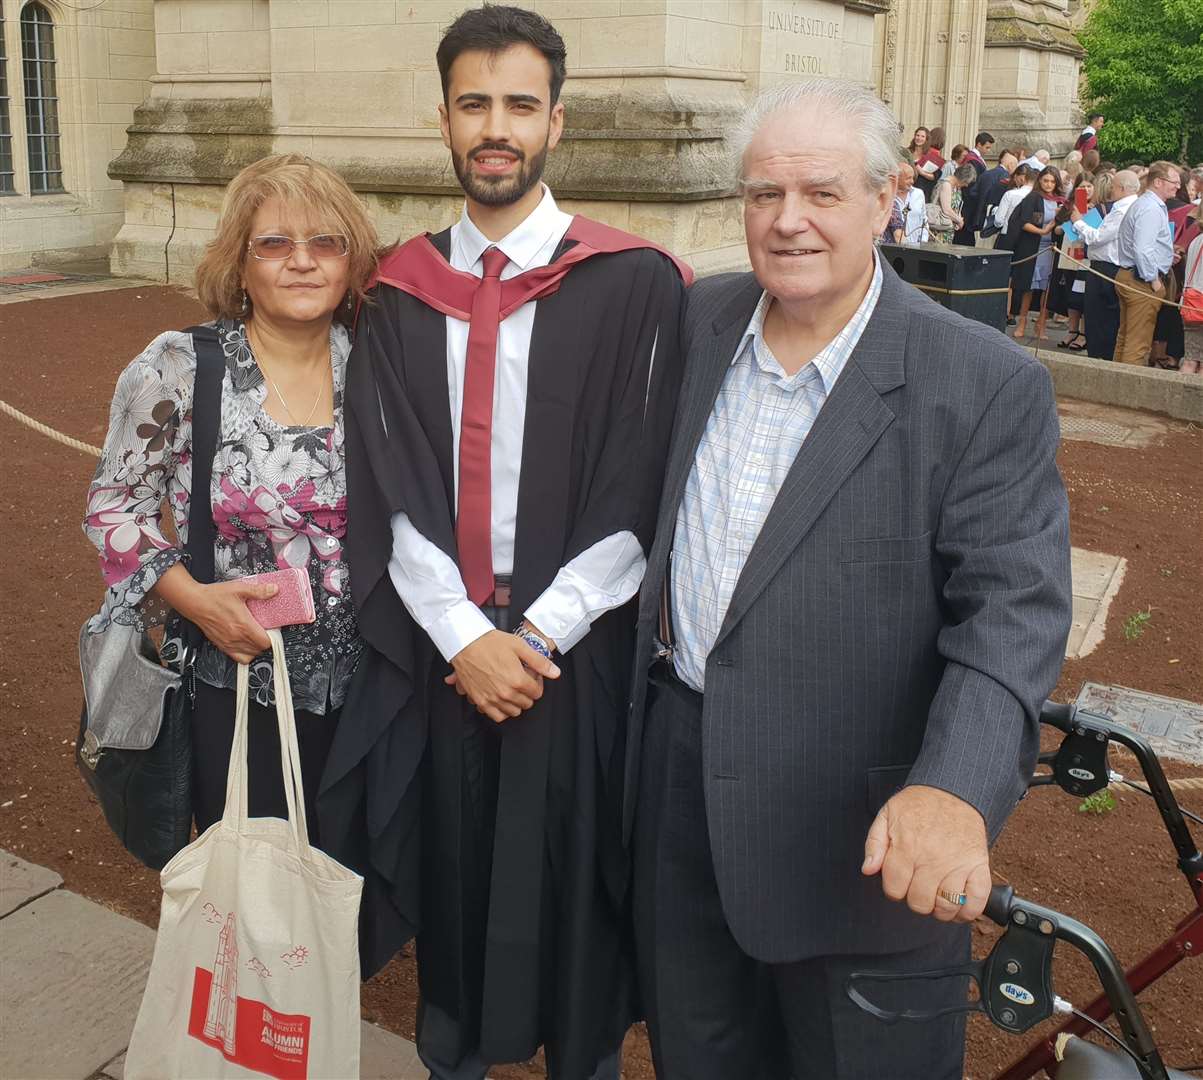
[{"x1": 0, "y1": 399, "x2": 102, "y2": 457}]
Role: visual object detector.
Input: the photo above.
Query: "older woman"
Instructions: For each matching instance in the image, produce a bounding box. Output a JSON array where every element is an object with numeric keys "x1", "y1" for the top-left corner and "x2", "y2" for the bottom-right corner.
[
  {"x1": 928, "y1": 162, "x2": 976, "y2": 244},
  {"x1": 84, "y1": 154, "x2": 378, "y2": 836}
]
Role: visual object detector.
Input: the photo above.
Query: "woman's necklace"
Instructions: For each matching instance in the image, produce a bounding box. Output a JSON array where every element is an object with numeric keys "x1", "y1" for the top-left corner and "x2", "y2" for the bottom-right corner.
[
  {"x1": 265, "y1": 368, "x2": 323, "y2": 427},
  {"x1": 248, "y1": 326, "x2": 328, "y2": 427}
]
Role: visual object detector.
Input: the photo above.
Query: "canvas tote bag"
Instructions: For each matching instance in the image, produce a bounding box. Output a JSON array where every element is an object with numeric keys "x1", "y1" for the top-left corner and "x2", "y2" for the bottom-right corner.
[{"x1": 126, "y1": 630, "x2": 363, "y2": 1079}]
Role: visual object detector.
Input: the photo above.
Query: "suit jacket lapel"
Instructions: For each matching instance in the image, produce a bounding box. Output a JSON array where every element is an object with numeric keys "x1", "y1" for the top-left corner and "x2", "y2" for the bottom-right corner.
[
  {"x1": 712, "y1": 265, "x2": 911, "y2": 650},
  {"x1": 643, "y1": 275, "x2": 762, "y2": 610}
]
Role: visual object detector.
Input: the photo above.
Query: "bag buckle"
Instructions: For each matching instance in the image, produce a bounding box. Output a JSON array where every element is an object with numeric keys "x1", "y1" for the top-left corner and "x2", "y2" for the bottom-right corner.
[{"x1": 79, "y1": 729, "x2": 102, "y2": 771}]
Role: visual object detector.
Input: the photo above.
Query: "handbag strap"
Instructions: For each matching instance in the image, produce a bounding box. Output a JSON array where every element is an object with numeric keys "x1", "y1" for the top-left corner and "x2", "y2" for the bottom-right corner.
[
  {"x1": 1186, "y1": 240, "x2": 1203, "y2": 286},
  {"x1": 177, "y1": 325, "x2": 224, "y2": 651}
]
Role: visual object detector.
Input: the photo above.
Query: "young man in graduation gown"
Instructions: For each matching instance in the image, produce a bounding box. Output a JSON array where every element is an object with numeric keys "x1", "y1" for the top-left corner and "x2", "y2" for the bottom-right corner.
[{"x1": 334, "y1": 7, "x2": 689, "y2": 1079}]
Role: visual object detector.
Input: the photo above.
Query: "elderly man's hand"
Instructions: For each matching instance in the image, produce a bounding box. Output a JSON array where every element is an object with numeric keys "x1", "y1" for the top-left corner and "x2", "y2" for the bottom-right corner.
[{"x1": 861, "y1": 785, "x2": 991, "y2": 923}]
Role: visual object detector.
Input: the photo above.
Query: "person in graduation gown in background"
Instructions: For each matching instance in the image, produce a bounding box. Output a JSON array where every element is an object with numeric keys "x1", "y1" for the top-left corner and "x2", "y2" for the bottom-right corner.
[{"x1": 327, "y1": 6, "x2": 690, "y2": 1079}]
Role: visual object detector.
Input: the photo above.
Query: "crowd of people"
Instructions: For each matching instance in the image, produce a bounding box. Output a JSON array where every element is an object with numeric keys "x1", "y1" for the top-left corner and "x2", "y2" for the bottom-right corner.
[{"x1": 890, "y1": 116, "x2": 1203, "y2": 373}]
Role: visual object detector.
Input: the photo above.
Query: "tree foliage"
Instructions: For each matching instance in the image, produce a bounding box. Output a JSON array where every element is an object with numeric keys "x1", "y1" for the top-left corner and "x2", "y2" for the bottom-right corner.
[{"x1": 1079, "y1": 0, "x2": 1203, "y2": 165}]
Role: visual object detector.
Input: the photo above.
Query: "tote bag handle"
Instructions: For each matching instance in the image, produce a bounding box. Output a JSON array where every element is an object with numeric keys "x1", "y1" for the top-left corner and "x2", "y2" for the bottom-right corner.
[{"x1": 224, "y1": 629, "x2": 312, "y2": 859}]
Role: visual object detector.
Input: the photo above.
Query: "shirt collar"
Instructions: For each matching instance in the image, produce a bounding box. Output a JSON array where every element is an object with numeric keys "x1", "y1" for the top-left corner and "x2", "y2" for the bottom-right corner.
[
  {"x1": 1112, "y1": 193, "x2": 1138, "y2": 212},
  {"x1": 454, "y1": 185, "x2": 571, "y2": 272},
  {"x1": 738, "y1": 252, "x2": 884, "y2": 395}
]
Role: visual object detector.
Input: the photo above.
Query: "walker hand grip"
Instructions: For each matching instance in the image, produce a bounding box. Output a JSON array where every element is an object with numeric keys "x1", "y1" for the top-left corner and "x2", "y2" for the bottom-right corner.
[{"x1": 985, "y1": 883, "x2": 1014, "y2": 926}]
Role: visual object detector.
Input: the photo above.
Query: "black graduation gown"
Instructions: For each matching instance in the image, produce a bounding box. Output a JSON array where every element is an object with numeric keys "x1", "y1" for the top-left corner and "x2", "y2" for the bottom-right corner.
[
  {"x1": 1006, "y1": 188, "x2": 1054, "y2": 301},
  {"x1": 325, "y1": 228, "x2": 686, "y2": 1076}
]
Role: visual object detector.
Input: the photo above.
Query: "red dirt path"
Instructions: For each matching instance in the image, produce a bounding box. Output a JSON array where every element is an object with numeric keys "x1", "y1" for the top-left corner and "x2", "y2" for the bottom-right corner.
[{"x1": 1, "y1": 286, "x2": 1199, "y2": 1078}]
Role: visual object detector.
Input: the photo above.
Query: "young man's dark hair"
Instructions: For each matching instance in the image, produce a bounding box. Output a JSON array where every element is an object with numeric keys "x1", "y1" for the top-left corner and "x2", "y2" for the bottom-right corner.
[
  {"x1": 975, "y1": 131, "x2": 995, "y2": 148},
  {"x1": 1089, "y1": 112, "x2": 1104, "y2": 125},
  {"x1": 436, "y1": 4, "x2": 568, "y2": 105}
]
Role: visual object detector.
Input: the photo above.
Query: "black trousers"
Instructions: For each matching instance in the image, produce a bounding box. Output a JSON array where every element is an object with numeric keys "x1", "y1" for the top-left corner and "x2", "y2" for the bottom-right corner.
[
  {"x1": 191, "y1": 679, "x2": 337, "y2": 842},
  {"x1": 1084, "y1": 260, "x2": 1121, "y2": 360},
  {"x1": 633, "y1": 671, "x2": 970, "y2": 1080}
]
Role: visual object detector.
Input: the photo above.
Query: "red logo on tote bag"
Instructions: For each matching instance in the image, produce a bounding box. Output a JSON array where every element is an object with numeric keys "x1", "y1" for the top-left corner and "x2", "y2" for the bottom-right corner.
[{"x1": 187, "y1": 914, "x2": 311, "y2": 1079}]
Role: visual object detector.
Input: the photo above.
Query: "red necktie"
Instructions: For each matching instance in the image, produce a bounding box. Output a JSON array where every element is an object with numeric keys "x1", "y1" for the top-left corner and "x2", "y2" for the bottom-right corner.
[{"x1": 456, "y1": 246, "x2": 509, "y2": 606}]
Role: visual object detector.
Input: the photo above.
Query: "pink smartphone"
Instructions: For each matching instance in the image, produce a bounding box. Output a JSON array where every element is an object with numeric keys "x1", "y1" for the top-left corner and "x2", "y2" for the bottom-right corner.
[{"x1": 243, "y1": 567, "x2": 317, "y2": 629}]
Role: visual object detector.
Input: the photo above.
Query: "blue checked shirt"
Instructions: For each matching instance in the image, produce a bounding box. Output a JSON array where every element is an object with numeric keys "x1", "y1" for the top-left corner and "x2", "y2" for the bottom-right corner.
[{"x1": 669, "y1": 257, "x2": 883, "y2": 692}]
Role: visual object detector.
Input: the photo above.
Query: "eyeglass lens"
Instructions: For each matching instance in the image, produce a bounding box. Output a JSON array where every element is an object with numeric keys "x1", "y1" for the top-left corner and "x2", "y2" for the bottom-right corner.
[{"x1": 250, "y1": 234, "x2": 349, "y2": 259}]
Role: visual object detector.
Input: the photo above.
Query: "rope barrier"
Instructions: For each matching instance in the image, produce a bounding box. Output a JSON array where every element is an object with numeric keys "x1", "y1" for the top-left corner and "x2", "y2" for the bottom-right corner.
[
  {"x1": 1057, "y1": 248, "x2": 1190, "y2": 310},
  {"x1": 0, "y1": 399, "x2": 101, "y2": 457}
]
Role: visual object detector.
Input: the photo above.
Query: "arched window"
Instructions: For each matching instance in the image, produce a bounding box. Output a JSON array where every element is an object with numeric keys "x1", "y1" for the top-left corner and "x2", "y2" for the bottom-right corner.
[
  {"x1": 0, "y1": 8, "x2": 14, "y2": 194},
  {"x1": 20, "y1": 2, "x2": 62, "y2": 194}
]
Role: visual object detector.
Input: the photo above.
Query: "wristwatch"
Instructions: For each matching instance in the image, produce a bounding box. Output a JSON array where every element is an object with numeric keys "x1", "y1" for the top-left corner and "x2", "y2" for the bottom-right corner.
[{"x1": 514, "y1": 624, "x2": 553, "y2": 658}]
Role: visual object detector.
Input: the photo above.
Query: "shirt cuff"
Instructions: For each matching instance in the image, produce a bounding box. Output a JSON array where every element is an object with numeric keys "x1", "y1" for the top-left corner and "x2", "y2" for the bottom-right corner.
[
  {"x1": 525, "y1": 590, "x2": 591, "y2": 654},
  {"x1": 425, "y1": 599, "x2": 495, "y2": 663}
]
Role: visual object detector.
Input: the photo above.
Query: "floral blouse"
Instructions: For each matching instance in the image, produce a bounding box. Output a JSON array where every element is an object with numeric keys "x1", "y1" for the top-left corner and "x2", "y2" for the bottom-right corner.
[{"x1": 84, "y1": 319, "x2": 361, "y2": 714}]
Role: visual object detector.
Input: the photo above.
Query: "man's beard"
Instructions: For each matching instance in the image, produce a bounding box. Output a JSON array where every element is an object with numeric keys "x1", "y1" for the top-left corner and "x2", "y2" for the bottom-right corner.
[{"x1": 453, "y1": 140, "x2": 549, "y2": 207}]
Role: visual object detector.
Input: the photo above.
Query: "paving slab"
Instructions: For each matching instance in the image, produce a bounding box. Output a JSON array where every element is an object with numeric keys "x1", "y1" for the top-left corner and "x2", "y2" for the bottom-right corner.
[
  {"x1": 1066, "y1": 547, "x2": 1126, "y2": 660},
  {"x1": 0, "y1": 278, "x2": 157, "y2": 305},
  {"x1": 361, "y1": 1020, "x2": 427, "y2": 1079},
  {"x1": 0, "y1": 849, "x2": 62, "y2": 917},
  {"x1": 1056, "y1": 399, "x2": 1180, "y2": 448},
  {"x1": 1076, "y1": 684, "x2": 1203, "y2": 765},
  {"x1": 0, "y1": 889, "x2": 154, "y2": 1080}
]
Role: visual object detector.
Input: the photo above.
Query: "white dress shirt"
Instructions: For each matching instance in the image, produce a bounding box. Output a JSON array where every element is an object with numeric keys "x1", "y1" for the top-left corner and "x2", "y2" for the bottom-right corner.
[
  {"x1": 995, "y1": 184, "x2": 1033, "y2": 231},
  {"x1": 1073, "y1": 193, "x2": 1137, "y2": 265},
  {"x1": 903, "y1": 187, "x2": 928, "y2": 243},
  {"x1": 388, "y1": 187, "x2": 647, "y2": 661},
  {"x1": 669, "y1": 257, "x2": 884, "y2": 692},
  {"x1": 1116, "y1": 190, "x2": 1174, "y2": 283}
]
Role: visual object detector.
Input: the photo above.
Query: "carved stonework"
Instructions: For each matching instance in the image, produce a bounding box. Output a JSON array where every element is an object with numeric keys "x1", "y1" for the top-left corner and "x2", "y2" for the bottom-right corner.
[
  {"x1": 880, "y1": 0, "x2": 899, "y2": 104},
  {"x1": 984, "y1": 0, "x2": 1085, "y2": 55}
]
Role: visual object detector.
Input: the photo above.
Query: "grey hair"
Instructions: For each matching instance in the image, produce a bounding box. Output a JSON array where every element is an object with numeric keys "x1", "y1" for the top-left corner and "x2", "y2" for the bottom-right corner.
[{"x1": 731, "y1": 78, "x2": 903, "y2": 191}]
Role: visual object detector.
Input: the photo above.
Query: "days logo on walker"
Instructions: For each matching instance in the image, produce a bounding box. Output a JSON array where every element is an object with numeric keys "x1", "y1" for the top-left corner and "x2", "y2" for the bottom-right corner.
[
  {"x1": 1067, "y1": 767, "x2": 1096, "y2": 782},
  {"x1": 999, "y1": 982, "x2": 1037, "y2": 1006}
]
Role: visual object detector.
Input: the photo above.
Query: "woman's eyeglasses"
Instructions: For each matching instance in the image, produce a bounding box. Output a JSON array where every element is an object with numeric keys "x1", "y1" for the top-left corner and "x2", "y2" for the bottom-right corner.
[{"x1": 247, "y1": 234, "x2": 350, "y2": 260}]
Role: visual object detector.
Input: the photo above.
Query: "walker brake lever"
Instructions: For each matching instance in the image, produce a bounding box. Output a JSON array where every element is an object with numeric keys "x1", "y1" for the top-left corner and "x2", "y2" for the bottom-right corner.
[{"x1": 846, "y1": 886, "x2": 1056, "y2": 1034}]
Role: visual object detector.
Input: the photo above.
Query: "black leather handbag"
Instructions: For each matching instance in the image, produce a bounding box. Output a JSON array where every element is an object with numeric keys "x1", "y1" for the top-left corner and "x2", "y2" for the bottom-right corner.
[{"x1": 76, "y1": 326, "x2": 224, "y2": 870}]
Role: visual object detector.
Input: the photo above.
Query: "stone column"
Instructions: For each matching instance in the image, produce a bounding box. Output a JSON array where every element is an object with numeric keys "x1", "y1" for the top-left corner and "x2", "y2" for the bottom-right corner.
[
  {"x1": 110, "y1": 0, "x2": 271, "y2": 279},
  {"x1": 874, "y1": 0, "x2": 988, "y2": 149},
  {"x1": 979, "y1": 0, "x2": 1083, "y2": 157}
]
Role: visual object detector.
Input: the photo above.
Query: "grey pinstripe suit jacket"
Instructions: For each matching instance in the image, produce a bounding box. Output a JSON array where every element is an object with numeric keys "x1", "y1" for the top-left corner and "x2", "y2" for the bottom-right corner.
[{"x1": 624, "y1": 261, "x2": 1072, "y2": 964}]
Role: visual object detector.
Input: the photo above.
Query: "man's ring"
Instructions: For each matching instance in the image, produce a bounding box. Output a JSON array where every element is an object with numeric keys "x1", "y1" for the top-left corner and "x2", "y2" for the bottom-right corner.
[{"x1": 938, "y1": 888, "x2": 968, "y2": 907}]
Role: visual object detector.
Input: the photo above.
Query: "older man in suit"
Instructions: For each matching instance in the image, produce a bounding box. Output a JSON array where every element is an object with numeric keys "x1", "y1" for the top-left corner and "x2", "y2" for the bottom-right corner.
[{"x1": 628, "y1": 78, "x2": 1071, "y2": 1079}]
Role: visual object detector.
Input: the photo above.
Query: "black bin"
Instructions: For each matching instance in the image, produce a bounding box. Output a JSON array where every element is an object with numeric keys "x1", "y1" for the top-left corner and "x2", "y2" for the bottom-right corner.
[{"x1": 879, "y1": 242, "x2": 1011, "y2": 333}]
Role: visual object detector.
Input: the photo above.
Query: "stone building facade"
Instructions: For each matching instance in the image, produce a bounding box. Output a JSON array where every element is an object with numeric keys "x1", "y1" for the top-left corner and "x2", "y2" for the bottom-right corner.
[
  {"x1": 0, "y1": 0, "x2": 155, "y2": 271},
  {"x1": 3, "y1": 0, "x2": 1087, "y2": 277}
]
